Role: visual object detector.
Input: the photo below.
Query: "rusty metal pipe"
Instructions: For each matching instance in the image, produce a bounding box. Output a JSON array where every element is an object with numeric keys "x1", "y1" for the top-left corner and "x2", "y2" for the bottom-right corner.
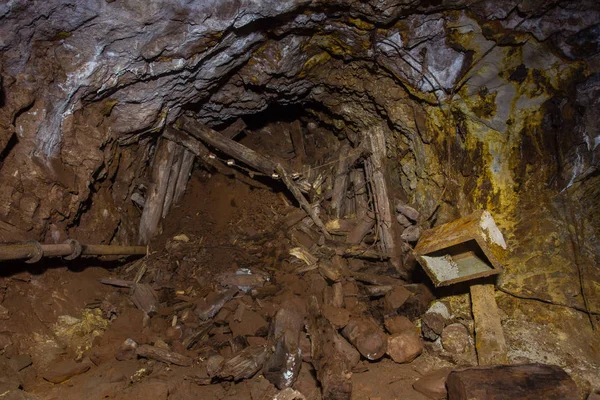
[{"x1": 0, "y1": 241, "x2": 147, "y2": 263}]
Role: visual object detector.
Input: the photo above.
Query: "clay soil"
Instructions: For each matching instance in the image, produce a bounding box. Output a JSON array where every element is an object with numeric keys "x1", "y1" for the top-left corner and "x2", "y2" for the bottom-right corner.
[{"x1": 0, "y1": 125, "x2": 447, "y2": 400}]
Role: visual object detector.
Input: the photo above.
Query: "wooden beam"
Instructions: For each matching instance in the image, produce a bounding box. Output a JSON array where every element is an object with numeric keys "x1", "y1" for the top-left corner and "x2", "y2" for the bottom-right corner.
[
  {"x1": 179, "y1": 115, "x2": 277, "y2": 177},
  {"x1": 221, "y1": 118, "x2": 247, "y2": 140}
]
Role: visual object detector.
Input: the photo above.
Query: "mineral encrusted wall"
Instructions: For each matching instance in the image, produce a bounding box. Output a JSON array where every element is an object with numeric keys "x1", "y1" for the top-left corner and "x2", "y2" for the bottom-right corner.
[{"x1": 0, "y1": 1, "x2": 598, "y2": 261}]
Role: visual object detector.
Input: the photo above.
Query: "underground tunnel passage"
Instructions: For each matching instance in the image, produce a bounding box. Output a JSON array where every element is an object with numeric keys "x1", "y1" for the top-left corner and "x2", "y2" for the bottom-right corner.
[{"x1": 0, "y1": 1, "x2": 599, "y2": 399}]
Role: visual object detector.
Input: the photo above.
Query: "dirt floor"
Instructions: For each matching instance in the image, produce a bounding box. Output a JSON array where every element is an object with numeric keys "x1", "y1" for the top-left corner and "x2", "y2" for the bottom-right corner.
[{"x1": 1, "y1": 120, "x2": 598, "y2": 400}]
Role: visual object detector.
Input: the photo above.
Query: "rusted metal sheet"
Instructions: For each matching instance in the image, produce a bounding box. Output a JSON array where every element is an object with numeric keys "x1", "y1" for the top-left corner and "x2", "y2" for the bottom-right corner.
[{"x1": 413, "y1": 210, "x2": 507, "y2": 287}]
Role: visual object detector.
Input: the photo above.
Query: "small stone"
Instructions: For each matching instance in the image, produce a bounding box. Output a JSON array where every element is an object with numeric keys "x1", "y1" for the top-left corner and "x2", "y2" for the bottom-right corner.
[
  {"x1": 384, "y1": 315, "x2": 416, "y2": 335},
  {"x1": 116, "y1": 338, "x2": 138, "y2": 361},
  {"x1": 165, "y1": 325, "x2": 183, "y2": 342},
  {"x1": 413, "y1": 367, "x2": 454, "y2": 400},
  {"x1": 441, "y1": 323, "x2": 470, "y2": 354},
  {"x1": 400, "y1": 225, "x2": 421, "y2": 242},
  {"x1": 0, "y1": 304, "x2": 9, "y2": 320},
  {"x1": 154, "y1": 339, "x2": 170, "y2": 350},
  {"x1": 421, "y1": 312, "x2": 446, "y2": 341},
  {"x1": 173, "y1": 234, "x2": 189, "y2": 242},
  {"x1": 386, "y1": 331, "x2": 423, "y2": 363},
  {"x1": 396, "y1": 203, "x2": 419, "y2": 221},
  {"x1": 396, "y1": 214, "x2": 412, "y2": 227},
  {"x1": 383, "y1": 286, "x2": 411, "y2": 313},
  {"x1": 206, "y1": 354, "x2": 224, "y2": 377},
  {"x1": 42, "y1": 358, "x2": 93, "y2": 384},
  {"x1": 8, "y1": 354, "x2": 32, "y2": 372},
  {"x1": 321, "y1": 305, "x2": 350, "y2": 329}
]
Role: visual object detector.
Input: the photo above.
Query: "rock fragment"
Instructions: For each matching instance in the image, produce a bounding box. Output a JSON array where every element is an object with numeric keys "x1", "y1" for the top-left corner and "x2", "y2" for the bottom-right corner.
[
  {"x1": 341, "y1": 317, "x2": 388, "y2": 361},
  {"x1": 116, "y1": 338, "x2": 138, "y2": 361},
  {"x1": 8, "y1": 354, "x2": 32, "y2": 372},
  {"x1": 421, "y1": 312, "x2": 446, "y2": 341},
  {"x1": 400, "y1": 225, "x2": 421, "y2": 242},
  {"x1": 441, "y1": 323, "x2": 470, "y2": 354},
  {"x1": 413, "y1": 367, "x2": 454, "y2": 400},
  {"x1": 0, "y1": 304, "x2": 9, "y2": 320},
  {"x1": 383, "y1": 286, "x2": 411, "y2": 313},
  {"x1": 396, "y1": 203, "x2": 419, "y2": 221},
  {"x1": 386, "y1": 331, "x2": 423, "y2": 363},
  {"x1": 384, "y1": 315, "x2": 416, "y2": 335}
]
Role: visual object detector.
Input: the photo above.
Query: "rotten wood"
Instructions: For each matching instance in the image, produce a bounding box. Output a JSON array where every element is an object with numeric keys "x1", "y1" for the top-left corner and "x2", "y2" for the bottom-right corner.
[
  {"x1": 288, "y1": 120, "x2": 306, "y2": 163},
  {"x1": 350, "y1": 168, "x2": 368, "y2": 220},
  {"x1": 363, "y1": 124, "x2": 399, "y2": 267},
  {"x1": 173, "y1": 149, "x2": 195, "y2": 206},
  {"x1": 331, "y1": 145, "x2": 366, "y2": 219},
  {"x1": 179, "y1": 115, "x2": 277, "y2": 177},
  {"x1": 217, "y1": 272, "x2": 267, "y2": 289},
  {"x1": 446, "y1": 364, "x2": 579, "y2": 400},
  {"x1": 325, "y1": 219, "x2": 357, "y2": 236},
  {"x1": 138, "y1": 138, "x2": 177, "y2": 244},
  {"x1": 263, "y1": 305, "x2": 305, "y2": 389},
  {"x1": 216, "y1": 345, "x2": 269, "y2": 381},
  {"x1": 162, "y1": 143, "x2": 185, "y2": 218},
  {"x1": 196, "y1": 288, "x2": 238, "y2": 320},
  {"x1": 276, "y1": 164, "x2": 331, "y2": 240},
  {"x1": 136, "y1": 344, "x2": 193, "y2": 366},
  {"x1": 130, "y1": 283, "x2": 159, "y2": 316},
  {"x1": 221, "y1": 118, "x2": 247, "y2": 140},
  {"x1": 470, "y1": 283, "x2": 507, "y2": 365},
  {"x1": 306, "y1": 296, "x2": 353, "y2": 400},
  {"x1": 338, "y1": 244, "x2": 390, "y2": 260},
  {"x1": 163, "y1": 126, "x2": 269, "y2": 190}
]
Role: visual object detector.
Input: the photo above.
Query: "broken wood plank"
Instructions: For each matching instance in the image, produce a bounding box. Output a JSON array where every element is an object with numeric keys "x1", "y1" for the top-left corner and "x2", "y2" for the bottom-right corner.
[
  {"x1": 276, "y1": 164, "x2": 332, "y2": 240},
  {"x1": 164, "y1": 125, "x2": 269, "y2": 189},
  {"x1": 196, "y1": 288, "x2": 238, "y2": 320},
  {"x1": 162, "y1": 143, "x2": 185, "y2": 218},
  {"x1": 131, "y1": 283, "x2": 159, "y2": 316},
  {"x1": 325, "y1": 219, "x2": 357, "y2": 236},
  {"x1": 288, "y1": 120, "x2": 306, "y2": 163},
  {"x1": 470, "y1": 283, "x2": 507, "y2": 365},
  {"x1": 138, "y1": 138, "x2": 177, "y2": 244},
  {"x1": 350, "y1": 168, "x2": 368, "y2": 220},
  {"x1": 173, "y1": 149, "x2": 195, "y2": 206},
  {"x1": 446, "y1": 364, "x2": 579, "y2": 400},
  {"x1": 217, "y1": 345, "x2": 269, "y2": 381},
  {"x1": 331, "y1": 144, "x2": 365, "y2": 219},
  {"x1": 263, "y1": 305, "x2": 305, "y2": 389},
  {"x1": 136, "y1": 344, "x2": 192, "y2": 366},
  {"x1": 306, "y1": 296, "x2": 352, "y2": 400},
  {"x1": 179, "y1": 115, "x2": 277, "y2": 177},
  {"x1": 345, "y1": 216, "x2": 375, "y2": 245},
  {"x1": 363, "y1": 124, "x2": 400, "y2": 267},
  {"x1": 221, "y1": 118, "x2": 247, "y2": 140},
  {"x1": 341, "y1": 316, "x2": 387, "y2": 360}
]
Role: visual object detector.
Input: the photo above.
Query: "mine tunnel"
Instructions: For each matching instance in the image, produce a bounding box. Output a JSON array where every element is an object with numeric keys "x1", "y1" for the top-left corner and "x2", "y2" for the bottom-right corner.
[{"x1": 0, "y1": 1, "x2": 599, "y2": 399}]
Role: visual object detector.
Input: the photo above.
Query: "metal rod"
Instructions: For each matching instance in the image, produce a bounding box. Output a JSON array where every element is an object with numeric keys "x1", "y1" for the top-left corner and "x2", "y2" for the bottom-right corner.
[{"x1": 0, "y1": 241, "x2": 147, "y2": 263}]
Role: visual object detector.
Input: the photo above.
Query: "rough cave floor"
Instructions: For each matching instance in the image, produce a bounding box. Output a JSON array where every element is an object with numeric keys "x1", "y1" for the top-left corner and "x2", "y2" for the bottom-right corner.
[{"x1": 1, "y1": 114, "x2": 599, "y2": 400}]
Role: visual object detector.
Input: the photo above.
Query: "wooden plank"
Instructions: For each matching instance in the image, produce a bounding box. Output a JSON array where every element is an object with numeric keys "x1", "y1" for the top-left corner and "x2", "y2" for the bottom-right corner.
[
  {"x1": 221, "y1": 118, "x2": 247, "y2": 140},
  {"x1": 470, "y1": 283, "x2": 507, "y2": 365},
  {"x1": 288, "y1": 120, "x2": 306, "y2": 162},
  {"x1": 276, "y1": 164, "x2": 331, "y2": 240},
  {"x1": 162, "y1": 143, "x2": 185, "y2": 218},
  {"x1": 173, "y1": 149, "x2": 195, "y2": 206},
  {"x1": 136, "y1": 344, "x2": 193, "y2": 366},
  {"x1": 446, "y1": 364, "x2": 579, "y2": 400}
]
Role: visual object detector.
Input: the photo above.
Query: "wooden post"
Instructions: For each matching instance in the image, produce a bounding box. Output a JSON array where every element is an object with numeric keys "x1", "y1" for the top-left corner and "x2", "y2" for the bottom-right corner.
[
  {"x1": 138, "y1": 138, "x2": 177, "y2": 245},
  {"x1": 470, "y1": 284, "x2": 507, "y2": 365},
  {"x1": 331, "y1": 145, "x2": 364, "y2": 219},
  {"x1": 162, "y1": 144, "x2": 185, "y2": 218},
  {"x1": 173, "y1": 149, "x2": 195, "y2": 205}
]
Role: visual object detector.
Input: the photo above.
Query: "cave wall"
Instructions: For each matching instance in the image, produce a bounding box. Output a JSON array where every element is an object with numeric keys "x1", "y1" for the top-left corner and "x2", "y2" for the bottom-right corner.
[{"x1": 0, "y1": 1, "x2": 599, "y2": 313}]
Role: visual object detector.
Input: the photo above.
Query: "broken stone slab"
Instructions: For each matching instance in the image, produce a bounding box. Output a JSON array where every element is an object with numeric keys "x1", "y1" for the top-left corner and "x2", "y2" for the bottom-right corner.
[
  {"x1": 421, "y1": 312, "x2": 446, "y2": 341},
  {"x1": 446, "y1": 364, "x2": 579, "y2": 400},
  {"x1": 470, "y1": 284, "x2": 507, "y2": 365},
  {"x1": 396, "y1": 202, "x2": 419, "y2": 222},
  {"x1": 42, "y1": 358, "x2": 93, "y2": 384},
  {"x1": 386, "y1": 330, "x2": 423, "y2": 363},
  {"x1": 8, "y1": 354, "x2": 32, "y2": 372},
  {"x1": 441, "y1": 323, "x2": 470, "y2": 354},
  {"x1": 0, "y1": 356, "x2": 21, "y2": 392},
  {"x1": 272, "y1": 388, "x2": 307, "y2": 400},
  {"x1": 321, "y1": 304, "x2": 350, "y2": 329},
  {"x1": 136, "y1": 344, "x2": 193, "y2": 367},
  {"x1": 412, "y1": 367, "x2": 454, "y2": 400}
]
